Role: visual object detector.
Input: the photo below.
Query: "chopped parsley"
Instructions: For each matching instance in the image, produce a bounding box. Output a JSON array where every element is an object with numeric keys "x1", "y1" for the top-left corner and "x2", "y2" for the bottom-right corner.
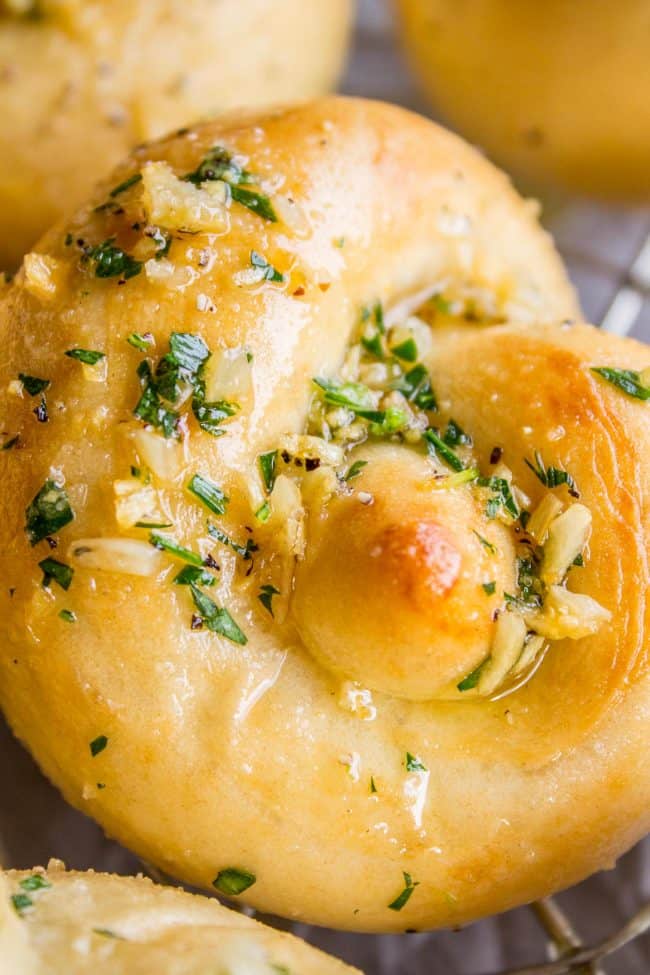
[
  {"x1": 259, "y1": 451, "x2": 278, "y2": 492},
  {"x1": 392, "y1": 363, "x2": 437, "y2": 411},
  {"x1": 188, "y1": 473, "x2": 229, "y2": 516},
  {"x1": 90, "y1": 735, "x2": 108, "y2": 757},
  {"x1": 207, "y1": 523, "x2": 258, "y2": 560},
  {"x1": 2, "y1": 435, "x2": 20, "y2": 450},
  {"x1": 472, "y1": 530, "x2": 496, "y2": 555},
  {"x1": 65, "y1": 348, "x2": 105, "y2": 366},
  {"x1": 93, "y1": 927, "x2": 125, "y2": 939},
  {"x1": 343, "y1": 459, "x2": 368, "y2": 482},
  {"x1": 11, "y1": 893, "x2": 33, "y2": 915},
  {"x1": 423, "y1": 428, "x2": 464, "y2": 472},
  {"x1": 405, "y1": 753, "x2": 427, "y2": 773},
  {"x1": 25, "y1": 481, "x2": 74, "y2": 546},
  {"x1": 255, "y1": 501, "x2": 271, "y2": 522},
  {"x1": 250, "y1": 250, "x2": 284, "y2": 283},
  {"x1": 191, "y1": 393, "x2": 238, "y2": 437},
  {"x1": 370, "y1": 776, "x2": 378, "y2": 794},
  {"x1": 189, "y1": 585, "x2": 247, "y2": 645},
  {"x1": 18, "y1": 373, "x2": 49, "y2": 396},
  {"x1": 19, "y1": 875, "x2": 51, "y2": 892},
  {"x1": 213, "y1": 868, "x2": 256, "y2": 896},
  {"x1": 591, "y1": 366, "x2": 650, "y2": 401},
  {"x1": 525, "y1": 451, "x2": 576, "y2": 492},
  {"x1": 127, "y1": 332, "x2": 153, "y2": 352},
  {"x1": 388, "y1": 872, "x2": 419, "y2": 912},
  {"x1": 391, "y1": 337, "x2": 418, "y2": 362},
  {"x1": 229, "y1": 184, "x2": 277, "y2": 222},
  {"x1": 258, "y1": 584, "x2": 280, "y2": 617},
  {"x1": 86, "y1": 239, "x2": 142, "y2": 280},
  {"x1": 477, "y1": 476, "x2": 519, "y2": 519},
  {"x1": 482, "y1": 581, "x2": 496, "y2": 596},
  {"x1": 173, "y1": 565, "x2": 216, "y2": 587},
  {"x1": 457, "y1": 659, "x2": 488, "y2": 691},
  {"x1": 39, "y1": 557, "x2": 73, "y2": 591},
  {"x1": 58, "y1": 609, "x2": 77, "y2": 622},
  {"x1": 109, "y1": 172, "x2": 142, "y2": 197},
  {"x1": 149, "y1": 532, "x2": 203, "y2": 566},
  {"x1": 183, "y1": 146, "x2": 254, "y2": 186},
  {"x1": 313, "y1": 377, "x2": 384, "y2": 424},
  {"x1": 443, "y1": 419, "x2": 472, "y2": 447}
]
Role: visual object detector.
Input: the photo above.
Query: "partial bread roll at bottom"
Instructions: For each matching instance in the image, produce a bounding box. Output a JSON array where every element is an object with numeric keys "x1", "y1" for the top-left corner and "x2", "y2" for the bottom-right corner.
[{"x1": 0, "y1": 863, "x2": 359, "y2": 975}]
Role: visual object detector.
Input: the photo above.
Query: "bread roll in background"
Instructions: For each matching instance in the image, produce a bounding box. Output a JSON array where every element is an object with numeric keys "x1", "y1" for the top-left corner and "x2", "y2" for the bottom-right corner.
[{"x1": 0, "y1": 0, "x2": 353, "y2": 269}]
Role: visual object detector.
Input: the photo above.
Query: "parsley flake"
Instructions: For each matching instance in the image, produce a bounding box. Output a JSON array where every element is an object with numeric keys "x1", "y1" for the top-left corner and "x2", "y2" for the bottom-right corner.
[
  {"x1": 259, "y1": 451, "x2": 278, "y2": 492},
  {"x1": 65, "y1": 348, "x2": 105, "y2": 366},
  {"x1": 424, "y1": 428, "x2": 464, "y2": 472},
  {"x1": 90, "y1": 735, "x2": 108, "y2": 757},
  {"x1": 39, "y1": 557, "x2": 73, "y2": 591},
  {"x1": 87, "y1": 239, "x2": 142, "y2": 280},
  {"x1": 250, "y1": 250, "x2": 284, "y2": 282},
  {"x1": 188, "y1": 473, "x2": 229, "y2": 516},
  {"x1": 189, "y1": 585, "x2": 247, "y2": 645},
  {"x1": 11, "y1": 893, "x2": 32, "y2": 915},
  {"x1": 388, "y1": 872, "x2": 419, "y2": 912},
  {"x1": 591, "y1": 366, "x2": 650, "y2": 401},
  {"x1": 109, "y1": 172, "x2": 142, "y2": 197},
  {"x1": 482, "y1": 581, "x2": 496, "y2": 596},
  {"x1": 207, "y1": 524, "x2": 258, "y2": 560},
  {"x1": 525, "y1": 451, "x2": 576, "y2": 492},
  {"x1": 229, "y1": 184, "x2": 277, "y2": 222},
  {"x1": 149, "y1": 532, "x2": 203, "y2": 566},
  {"x1": 19, "y1": 875, "x2": 51, "y2": 892},
  {"x1": 258, "y1": 584, "x2": 280, "y2": 617},
  {"x1": 391, "y1": 337, "x2": 418, "y2": 362},
  {"x1": 58, "y1": 609, "x2": 76, "y2": 623},
  {"x1": 343, "y1": 459, "x2": 368, "y2": 482},
  {"x1": 457, "y1": 660, "x2": 488, "y2": 691},
  {"x1": 18, "y1": 373, "x2": 49, "y2": 397},
  {"x1": 173, "y1": 565, "x2": 216, "y2": 587},
  {"x1": 25, "y1": 481, "x2": 74, "y2": 546},
  {"x1": 405, "y1": 753, "x2": 427, "y2": 773},
  {"x1": 213, "y1": 868, "x2": 256, "y2": 896}
]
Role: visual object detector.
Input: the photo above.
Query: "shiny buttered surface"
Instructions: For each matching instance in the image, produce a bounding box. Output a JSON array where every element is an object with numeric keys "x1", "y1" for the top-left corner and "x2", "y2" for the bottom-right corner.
[
  {"x1": 395, "y1": 0, "x2": 650, "y2": 198},
  {"x1": 1, "y1": 96, "x2": 629, "y2": 933},
  {"x1": 0, "y1": 863, "x2": 360, "y2": 973},
  {"x1": 0, "y1": 0, "x2": 352, "y2": 269}
]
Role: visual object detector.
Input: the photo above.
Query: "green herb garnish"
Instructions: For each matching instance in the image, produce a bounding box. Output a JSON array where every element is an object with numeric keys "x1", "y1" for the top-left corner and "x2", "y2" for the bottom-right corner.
[
  {"x1": 183, "y1": 146, "x2": 253, "y2": 186},
  {"x1": 250, "y1": 250, "x2": 284, "y2": 282},
  {"x1": 213, "y1": 868, "x2": 256, "y2": 896},
  {"x1": 25, "y1": 481, "x2": 74, "y2": 545},
  {"x1": 393, "y1": 363, "x2": 437, "y2": 411},
  {"x1": 87, "y1": 239, "x2": 142, "y2": 280},
  {"x1": 90, "y1": 735, "x2": 108, "y2": 757},
  {"x1": 18, "y1": 373, "x2": 49, "y2": 396},
  {"x1": 259, "y1": 450, "x2": 278, "y2": 492},
  {"x1": 472, "y1": 530, "x2": 496, "y2": 555},
  {"x1": 189, "y1": 585, "x2": 247, "y2": 645},
  {"x1": 391, "y1": 337, "x2": 418, "y2": 362},
  {"x1": 229, "y1": 184, "x2": 277, "y2": 222},
  {"x1": 343, "y1": 459, "x2": 368, "y2": 482},
  {"x1": 127, "y1": 332, "x2": 153, "y2": 352},
  {"x1": 423, "y1": 428, "x2": 464, "y2": 472},
  {"x1": 405, "y1": 753, "x2": 427, "y2": 773},
  {"x1": 443, "y1": 419, "x2": 472, "y2": 447},
  {"x1": 149, "y1": 532, "x2": 203, "y2": 566},
  {"x1": 370, "y1": 776, "x2": 378, "y2": 794},
  {"x1": 39, "y1": 558, "x2": 73, "y2": 591},
  {"x1": 207, "y1": 524, "x2": 258, "y2": 561},
  {"x1": 478, "y1": 476, "x2": 519, "y2": 519},
  {"x1": 388, "y1": 872, "x2": 419, "y2": 912},
  {"x1": 591, "y1": 366, "x2": 650, "y2": 401},
  {"x1": 65, "y1": 348, "x2": 105, "y2": 366},
  {"x1": 58, "y1": 609, "x2": 76, "y2": 622},
  {"x1": 255, "y1": 501, "x2": 271, "y2": 522},
  {"x1": 188, "y1": 474, "x2": 229, "y2": 516},
  {"x1": 11, "y1": 893, "x2": 32, "y2": 915},
  {"x1": 2, "y1": 435, "x2": 19, "y2": 450},
  {"x1": 173, "y1": 565, "x2": 217, "y2": 587},
  {"x1": 482, "y1": 581, "x2": 496, "y2": 596},
  {"x1": 313, "y1": 377, "x2": 384, "y2": 423},
  {"x1": 109, "y1": 172, "x2": 142, "y2": 197},
  {"x1": 525, "y1": 451, "x2": 576, "y2": 492},
  {"x1": 457, "y1": 659, "x2": 488, "y2": 691},
  {"x1": 258, "y1": 584, "x2": 280, "y2": 617},
  {"x1": 93, "y1": 927, "x2": 125, "y2": 939},
  {"x1": 19, "y1": 875, "x2": 51, "y2": 892}
]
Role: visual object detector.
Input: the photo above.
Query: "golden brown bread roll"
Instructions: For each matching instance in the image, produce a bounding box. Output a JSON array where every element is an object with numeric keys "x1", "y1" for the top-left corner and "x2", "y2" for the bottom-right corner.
[
  {"x1": 0, "y1": 0, "x2": 352, "y2": 269},
  {"x1": 0, "y1": 862, "x2": 360, "y2": 973},
  {"x1": 0, "y1": 97, "x2": 622, "y2": 933},
  {"x1": 394, "y1": 0, "x2": 650, "y2": 198}
]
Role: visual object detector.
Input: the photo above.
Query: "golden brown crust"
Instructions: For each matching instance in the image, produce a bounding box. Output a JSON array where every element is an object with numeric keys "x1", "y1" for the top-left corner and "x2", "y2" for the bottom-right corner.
[
  {"x1": 0, "y1": 98, "x2": 611, "y2": 933},
  {"x1": 0, "y1": 0, "x2": 352, "y2": 268}
]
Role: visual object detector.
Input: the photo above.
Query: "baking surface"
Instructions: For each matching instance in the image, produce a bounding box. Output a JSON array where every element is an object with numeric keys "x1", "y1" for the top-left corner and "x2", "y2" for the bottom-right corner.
[{"x1": 2, "y1": 1, "x2": 649, "y2": 971}]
